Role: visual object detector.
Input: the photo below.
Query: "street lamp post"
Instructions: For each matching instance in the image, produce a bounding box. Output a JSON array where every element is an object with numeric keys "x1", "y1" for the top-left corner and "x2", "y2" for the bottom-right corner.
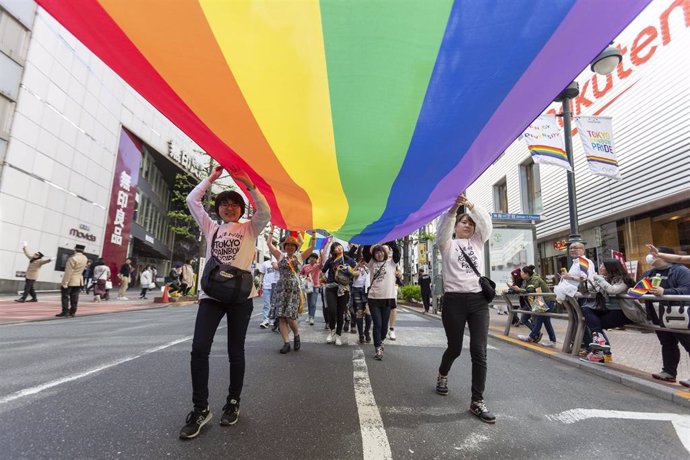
[{"x1": 554, "y1": 45, "x2": 622, "y2": 265}]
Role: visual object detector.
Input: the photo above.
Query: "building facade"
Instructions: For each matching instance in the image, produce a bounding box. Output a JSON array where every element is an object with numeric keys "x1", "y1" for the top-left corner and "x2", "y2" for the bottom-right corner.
[
  {"x1": 0, "y1": 1, "x2": 220, "y2": 293},
  {"x1": 465, "y1": 0, "x2": 690, "y2": 280}
]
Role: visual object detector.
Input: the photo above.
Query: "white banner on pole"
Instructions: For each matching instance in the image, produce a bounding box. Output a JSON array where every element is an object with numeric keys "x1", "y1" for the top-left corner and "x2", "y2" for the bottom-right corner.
[
  {"x1": 522, "y1": 115, "x2": 571, "y2": 171},
  {"x1": 574, "y1": 116, "x2": 622, "y2": 180}
]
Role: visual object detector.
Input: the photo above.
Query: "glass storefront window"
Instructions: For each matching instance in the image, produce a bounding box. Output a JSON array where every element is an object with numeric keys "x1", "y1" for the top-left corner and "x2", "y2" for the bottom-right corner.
[{"x1": 489, "y1": 227, "x2": 535, "y2": 287}]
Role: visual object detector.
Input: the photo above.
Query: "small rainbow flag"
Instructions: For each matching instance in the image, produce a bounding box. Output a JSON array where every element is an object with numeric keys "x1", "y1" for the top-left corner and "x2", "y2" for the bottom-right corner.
[
  {"x1": 578, "y1": 257, "x2": 590, "y2": 274},
  {"x1": 627, "y1": 278, "x2": 653, "y2": 298},
  {"x1": 528, "y1": 145, "x2": 568, "y2": 162}
]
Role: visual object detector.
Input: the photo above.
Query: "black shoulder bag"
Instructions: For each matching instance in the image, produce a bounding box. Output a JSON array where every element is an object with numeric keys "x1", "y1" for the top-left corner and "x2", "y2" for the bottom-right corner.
[
  {"x1": 200, "y1": 228, "x2": 253, "y2": 304},
  {"x1": 458, "y1": 245, "x2": 496, "y2": 302}
]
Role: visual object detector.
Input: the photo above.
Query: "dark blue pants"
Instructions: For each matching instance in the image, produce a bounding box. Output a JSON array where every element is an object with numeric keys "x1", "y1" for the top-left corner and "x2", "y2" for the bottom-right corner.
[
  {"x1": 530, "y1": 302, "x2": 557, "y2": 342},
  {"x1": 368, "y1": 298, "x2": 393, "y2": 348}
]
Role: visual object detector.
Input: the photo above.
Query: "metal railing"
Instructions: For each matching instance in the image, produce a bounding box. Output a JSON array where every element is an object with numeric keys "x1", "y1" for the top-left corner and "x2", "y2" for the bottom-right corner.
[{"x1": 501, "y1": 292, "x2": 690, "y2": 356}]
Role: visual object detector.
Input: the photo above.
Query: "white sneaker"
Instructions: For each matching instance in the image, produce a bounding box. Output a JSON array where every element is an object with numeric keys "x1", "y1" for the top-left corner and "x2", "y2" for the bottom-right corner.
[
  {"x1": 309, "y1": 318, "x2": 314, "y2": 325},
  {"x1": 335, "y1": 335, "x2": 343, "y2": 346},
  {"x1": 122, "y1": 297, "x2": 129, "y2": 300},
  {"x1": 259, "y1": 321, "x2": 268, "y2": 329},
  {"x1": 517, "y1": 335, "x2": 529, "y2": 342},
  {"x1": 326, "y1": 331, "x2": 334, "y2": 344},
  {"x1": 542, "y1": 340, "x2": 556, "y2": 348},
  {"x1": 389, "y1": 330, "x2": 396, "y2": 340}
]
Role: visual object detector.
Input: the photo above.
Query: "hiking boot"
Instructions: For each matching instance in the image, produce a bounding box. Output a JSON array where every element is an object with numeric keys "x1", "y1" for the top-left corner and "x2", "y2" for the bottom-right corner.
[
  {"x1": 294, "y1": 335, "x2": 301, "y2": 351},
  {"x1": 436, "y1": 374, "x2": 449, "y2": 396},
  {"x1": 469, "y1": 400, "x2": 496, "y2": 424},
  {"x1": 179, "y1": 407, "x2": 212, "y2": 439},
  {"x1": 652, "y1": 371, "x2": 676, "y2": 382},
  {"x1": 220, "y1": 400, "x2": 240, "y2": 426},
  {"x1": 580, "y1": 351, "x2": 605, "y2": 365},
  {"x1": 374, "y1": 347, "x2": 383, "y2": 360}
]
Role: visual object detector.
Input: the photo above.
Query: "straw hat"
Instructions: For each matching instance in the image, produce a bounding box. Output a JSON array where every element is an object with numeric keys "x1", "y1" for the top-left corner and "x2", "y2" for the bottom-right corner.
[{"x1": 281, "y1": 236, "x2": 301, "y2": 250}]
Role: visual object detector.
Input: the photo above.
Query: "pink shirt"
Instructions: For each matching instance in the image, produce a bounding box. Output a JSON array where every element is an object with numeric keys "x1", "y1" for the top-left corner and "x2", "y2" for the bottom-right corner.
[{"x1": 300, "y1": 263, "x2": 323, "y2": 287}]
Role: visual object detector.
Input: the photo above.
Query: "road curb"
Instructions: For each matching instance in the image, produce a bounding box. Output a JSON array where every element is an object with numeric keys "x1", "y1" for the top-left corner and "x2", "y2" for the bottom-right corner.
[{"x1": 398, "y1": 302, "x2": 690, "y2": 409}]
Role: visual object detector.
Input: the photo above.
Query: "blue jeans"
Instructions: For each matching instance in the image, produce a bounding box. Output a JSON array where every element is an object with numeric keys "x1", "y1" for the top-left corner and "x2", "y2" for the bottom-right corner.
[
  {"x1": 307, "y1": 289, "x2": 318, "y2": 318},
  {"x1": 530, "y1": 302, "x2": 556, "y2": 342},
  {"x1": 261, "y1": 288, "x2": 272, "y2": 323}
]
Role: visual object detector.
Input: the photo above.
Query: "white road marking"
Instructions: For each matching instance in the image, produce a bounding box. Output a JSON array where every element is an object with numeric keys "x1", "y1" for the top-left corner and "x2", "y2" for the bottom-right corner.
[
  {"x1": 547, "y1": 408, "x2": 690, "y2": 454},
  {"x1": 0, "y1": 335, "x2": 195, "y2": 404},
  {"x1": 352, "y1": 349, "x2": 392, "y2": 460},
  {"x1": 454, "y1": 433, "x2": 490, "y2": 453}
]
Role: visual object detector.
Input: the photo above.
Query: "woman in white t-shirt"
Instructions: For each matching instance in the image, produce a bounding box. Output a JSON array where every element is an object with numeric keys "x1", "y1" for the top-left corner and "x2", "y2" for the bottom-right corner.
[
  {"x1": 363, "y1": 241, "x2": 400, "y2": 360},
  {"x1": 179, "y1": 165, "x2": 270, "y2": 440},
  {"x1": 435, "y1": 194, "x2": 495, "y2": 424}
]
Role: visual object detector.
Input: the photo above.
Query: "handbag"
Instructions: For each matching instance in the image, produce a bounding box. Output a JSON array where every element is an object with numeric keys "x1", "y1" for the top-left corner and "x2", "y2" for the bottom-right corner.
[
  {"x1": 530, "y1": 295, "x2": 549, "y2": 313},
  {"x1": 658, "y1": 303, "x2": 690, "y2": 330},
  {"x1": 457, "y1": 245, "x2": 496, "y2": 302},
  {"x1": 105, "y1": 280, "x2": 113, "y2": 290},
  {"x1": 334, "y1": 257, "x2": 353, "y2": 286},
  {"x1": 200, "y1": 229, "x2": 253, "y2": 303}
]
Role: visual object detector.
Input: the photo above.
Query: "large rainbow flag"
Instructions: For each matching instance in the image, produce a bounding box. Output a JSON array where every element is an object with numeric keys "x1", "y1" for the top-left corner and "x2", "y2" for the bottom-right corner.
[{"x1": 36, "y1": 0, "x2": 651, "y2": 243}]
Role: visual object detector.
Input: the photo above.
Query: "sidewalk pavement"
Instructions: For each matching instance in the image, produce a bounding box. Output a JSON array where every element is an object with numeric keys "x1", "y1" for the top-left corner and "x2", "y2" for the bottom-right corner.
[
  {"x1": 400, "y1": 299, "x2": 690, "y2": 407},
  {"x1": 0, "y1": 289, "x2": 189, "y2": 325}
]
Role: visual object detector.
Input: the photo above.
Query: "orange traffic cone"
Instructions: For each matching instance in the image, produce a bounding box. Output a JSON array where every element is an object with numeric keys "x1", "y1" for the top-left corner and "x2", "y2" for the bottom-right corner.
[{"x1": 161, "y1": 285, "x2": 169, "y2": 303}]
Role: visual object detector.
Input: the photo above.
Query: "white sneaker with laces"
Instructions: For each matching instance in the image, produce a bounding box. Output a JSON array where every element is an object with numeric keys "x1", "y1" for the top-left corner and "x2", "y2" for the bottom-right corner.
[
  {"x1": 389, "y1": 330, "x2": 396, "y2": 340},
  {"x1": 335, "y1": 335, "x2": 343, "y2": 346},
  {"x1": 326, "y1": 331, "x2": 334, "y2": 344},
  {"x1": 517, "y1": 335, "x2": 529, "y2": 342}
]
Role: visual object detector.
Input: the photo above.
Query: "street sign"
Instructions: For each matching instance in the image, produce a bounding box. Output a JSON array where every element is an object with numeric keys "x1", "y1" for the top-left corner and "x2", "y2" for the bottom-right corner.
[{"x1": 491, "y1": 213, "x2": 541, "y2": 221}]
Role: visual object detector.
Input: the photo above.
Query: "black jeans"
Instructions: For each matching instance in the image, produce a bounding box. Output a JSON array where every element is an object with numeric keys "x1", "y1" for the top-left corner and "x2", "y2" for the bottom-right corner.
[
  {"x1": 20, "y1": 279, "x2": 37, "y2": 300},
  {"x1": 140, "y1": 288, "x2": 149, "y2": 298},
  {"x1": 439, "y1": 292, "x2": 489, "y2": 402},
  {"x1": 422, "y1": 290, "x2": 431, "y2": 312},
  {"x1": 325, "y1": 287, "x2": 349, "y2": 335},
  {"x1": 369, "y1": 298, "x2": 393, "y2": 348},
  {"x1": 191, "y1": 297, "x2": 253, "y2": 410},
  {"x1": 352, "y1": 287, "x2": 371, "y2": 337},
  {"x1": 61, "y1": 286, "x2": 80, "y2": 313}
]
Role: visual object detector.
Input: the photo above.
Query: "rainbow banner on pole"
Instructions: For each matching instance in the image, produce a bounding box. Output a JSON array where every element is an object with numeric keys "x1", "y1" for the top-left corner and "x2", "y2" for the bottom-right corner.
[
  {"x1": 627, "y1": 278, "x2": 653, "y2": 299},
  {"x1": 523, "y1": 115, "x2": 571, "y2": 171},
  {"x1": 36, "y1": 0, "x2": 650, "y2": 243},
  {"x1": 575, "y1": 116, "x2": 622, "y2": 181}
]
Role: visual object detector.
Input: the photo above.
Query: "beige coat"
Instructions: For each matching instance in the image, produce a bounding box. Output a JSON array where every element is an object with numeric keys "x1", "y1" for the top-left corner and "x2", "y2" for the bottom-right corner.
[
  {"x1": 23, "y1": 246, "x2": 51, "y2": 280},
  {"x1": 181, "y1": 264, "x2": 194, "y2": 285},
  {"x1": 62, "y1": 252, "x2": 88, "y2": 287}
]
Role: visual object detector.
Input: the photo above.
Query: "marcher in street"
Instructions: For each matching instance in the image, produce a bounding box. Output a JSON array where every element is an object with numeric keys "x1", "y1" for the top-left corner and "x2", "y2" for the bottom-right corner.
[
  {"x1": 117, "y1": 258, "x2": 132, "y2": 300},
  {"x1": 352, "y1": 256, "x2": 372, "y2": 344},
  {"x1": 435, "y1": 194, "x2": 495, "y2": 424},
  {"x1": 642, "y1": 245, "x2": 690, "y2": 387},
  {"x1": 267, "y1": 227, "x2": 316, "y2": 354},
  {"x1": 139, "y1": 266, "x2": 153, "y2": 299},
  {"x1": 179, "y1": 164, "x2": 270, "y2": 440},
  {"x1": 92, "y1": 258, "x2": 111, "y2": 302},
  {"x1": 15, "y1": 241, "x2": 52, "y2": 303},
  {"x1": 300, "y1": 253, "x2": 323, "y2": 326},
  {"x1": 258, "y1": 257, "x2": 279, "y2": 329},
  {"x1": 418, "y1": 268, "x2": 432, "y2": 314},
  {"x1": 363, "y1": 241, "x2": 400, "y2": 360},
  {"x1": 56, "y1": 244, "x2": 88, "y2": 318},
  {"x1": 181, "y1": 259, "x2": 195, "y2": 296},
  {"x1": 322, "y1": 240, "x2": 357, "y2": 346}
]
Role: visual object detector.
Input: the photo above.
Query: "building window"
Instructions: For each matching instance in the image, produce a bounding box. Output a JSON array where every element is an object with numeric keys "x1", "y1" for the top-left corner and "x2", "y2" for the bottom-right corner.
[
  {"x1": 0, "y1": 10, "x2": 30, "y2": 64},
  {"x1": 520, "y1": 159, "x2": 542, "y2": 215},
  {"x1": 493, "y1": 178, "x2": 508, "y2": 213},
  {"x1": 0, "y1": 94, "x2": 14, "y2": 140}
]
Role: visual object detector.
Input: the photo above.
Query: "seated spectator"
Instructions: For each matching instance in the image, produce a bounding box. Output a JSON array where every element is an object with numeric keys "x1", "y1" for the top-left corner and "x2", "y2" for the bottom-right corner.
[
  {"x1": 516, "y1": 266, "x2": 556, "y2": 348},
  {"x1": 643, "y1": 245, "x2": 690, "y2": 387},
  {"x1": 579, "y1": 259, "x2": 635, "y2": 364}
]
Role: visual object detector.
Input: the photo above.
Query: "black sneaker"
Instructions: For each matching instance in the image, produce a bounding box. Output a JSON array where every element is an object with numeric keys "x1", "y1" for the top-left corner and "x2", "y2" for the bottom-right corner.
[
  {"x1": 26, "y1": 299, "x2": 38, "y2": 302},
  {"x1": 365, "y1": 332, "x2": 371, "y2": 343},
  {"x1": 374, "y1": 347, "x2": 383, "y2": 360},
  {"x1": 220, "y1": 399, "x2": 240, "y2": 426},
  {"x1": 469, "y1": 400, "x2": 496, "y2": 424},
  {"x1": 179, "y1": 407, "x2": 212, "y2": 439},
  {"x1": 55, "y1": 311, "x2": 69, "y2": 318},
  {"x1": 359, "y1": 335, "x2": 365, "y2": 344},
  {"x1": 436, "y1": 374, "x2": 448, "y2": 396}
]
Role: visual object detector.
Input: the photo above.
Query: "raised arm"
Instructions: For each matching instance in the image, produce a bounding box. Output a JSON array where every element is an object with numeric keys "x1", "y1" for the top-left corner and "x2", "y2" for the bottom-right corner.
[
  {"x1": 299, "y1": 231, "x2": 317, "y2": 262},
  {"x1": 228, "y1": 168, "x2": 271, "y2": 236},
  {"x1": 647, "y1": 244, "x2": 690, "y2": 264},
  {"x1": 186, "y1": 166, "x2": 223, "y2": 236},
  {"x1": 266, "y1": 225, "x2": 283, "y2": 261},
  {"x1": 362, "y1": 245, "x2": 372, "y2": 263},
  {"x1": 462, "y1": 198, "x2": 492, "y2": 244},
  {"x1": 385, "y1": 240, "x2": 401, "y2": 264}
]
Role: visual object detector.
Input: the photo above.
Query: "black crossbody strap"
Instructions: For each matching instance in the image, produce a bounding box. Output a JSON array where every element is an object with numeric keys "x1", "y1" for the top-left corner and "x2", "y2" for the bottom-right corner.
[
  {"x1": 210, "y1": 227, "x2": 220, "y2": 258},
  {"x1": 371, "y1": 263, "x2": 386, "y2": 283},
  {"x1": 457, "y1": 243, "x2": 481, "y2": 277}
]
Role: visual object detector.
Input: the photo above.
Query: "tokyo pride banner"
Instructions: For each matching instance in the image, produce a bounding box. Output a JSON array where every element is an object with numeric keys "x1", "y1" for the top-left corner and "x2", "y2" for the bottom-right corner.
[
  {"x1": 575, "y1": 116, "x2": 621, "y2": 180},
  {"x1": 523, "y1": 115, "x2": 571, "y2": 171}
]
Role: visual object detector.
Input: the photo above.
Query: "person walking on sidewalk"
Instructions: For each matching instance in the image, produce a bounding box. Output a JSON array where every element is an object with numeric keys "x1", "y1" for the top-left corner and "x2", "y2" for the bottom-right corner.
[
  {"x1": 15, "y1": 241, "x2": 52, "y2": 303},
  {"x1": 516, "y1": 266, "x2": 557, "y2": 348},
  {"x1": 642, "y1": 245, "x2": 690, "y2": 388},
  {"x1": 179, "y1": 164, "x2": 270, "y2": 440},
  {"x1": 435, "y1": 194, "x2": 495, "y2": 424},
  {"x1": 92, "y1": 258, "x2": 111, "y2": 302},
  {"x1": 267, "y1": 227, "x2": 316, "y2": 354},
  {"x1": 418, "y1": 268, "x2": 432, "y2": 314},
  {"x1": 56, "y1": 244, "x2": 88, "y2": 318},
  {"x1": 117, "y1": 258, "x2": 132, "y2": 300},
  {"x1": 139, "y1": 266, "x2": 153, "y2": 299},
  {"x1": 363, "y1": 241, "x2": 400, "y2": 360}
]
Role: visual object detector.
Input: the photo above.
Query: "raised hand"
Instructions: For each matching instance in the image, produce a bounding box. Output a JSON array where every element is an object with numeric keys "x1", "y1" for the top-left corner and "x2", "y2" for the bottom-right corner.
[
  {"x1": 229, "y1": 168, "x2": 254, "y2": 190},
  {"x1": 646, "y1": 244, "x2": 658, "y2": 256},
  {"x1": 209, "y1": 165, "x2": 223, "y2": 183}
]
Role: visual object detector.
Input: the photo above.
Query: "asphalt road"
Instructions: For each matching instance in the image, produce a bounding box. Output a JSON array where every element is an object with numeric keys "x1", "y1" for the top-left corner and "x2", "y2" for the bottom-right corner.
[{"x1": 1, "y1": 300, "x2": 689, "y2": 459}]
